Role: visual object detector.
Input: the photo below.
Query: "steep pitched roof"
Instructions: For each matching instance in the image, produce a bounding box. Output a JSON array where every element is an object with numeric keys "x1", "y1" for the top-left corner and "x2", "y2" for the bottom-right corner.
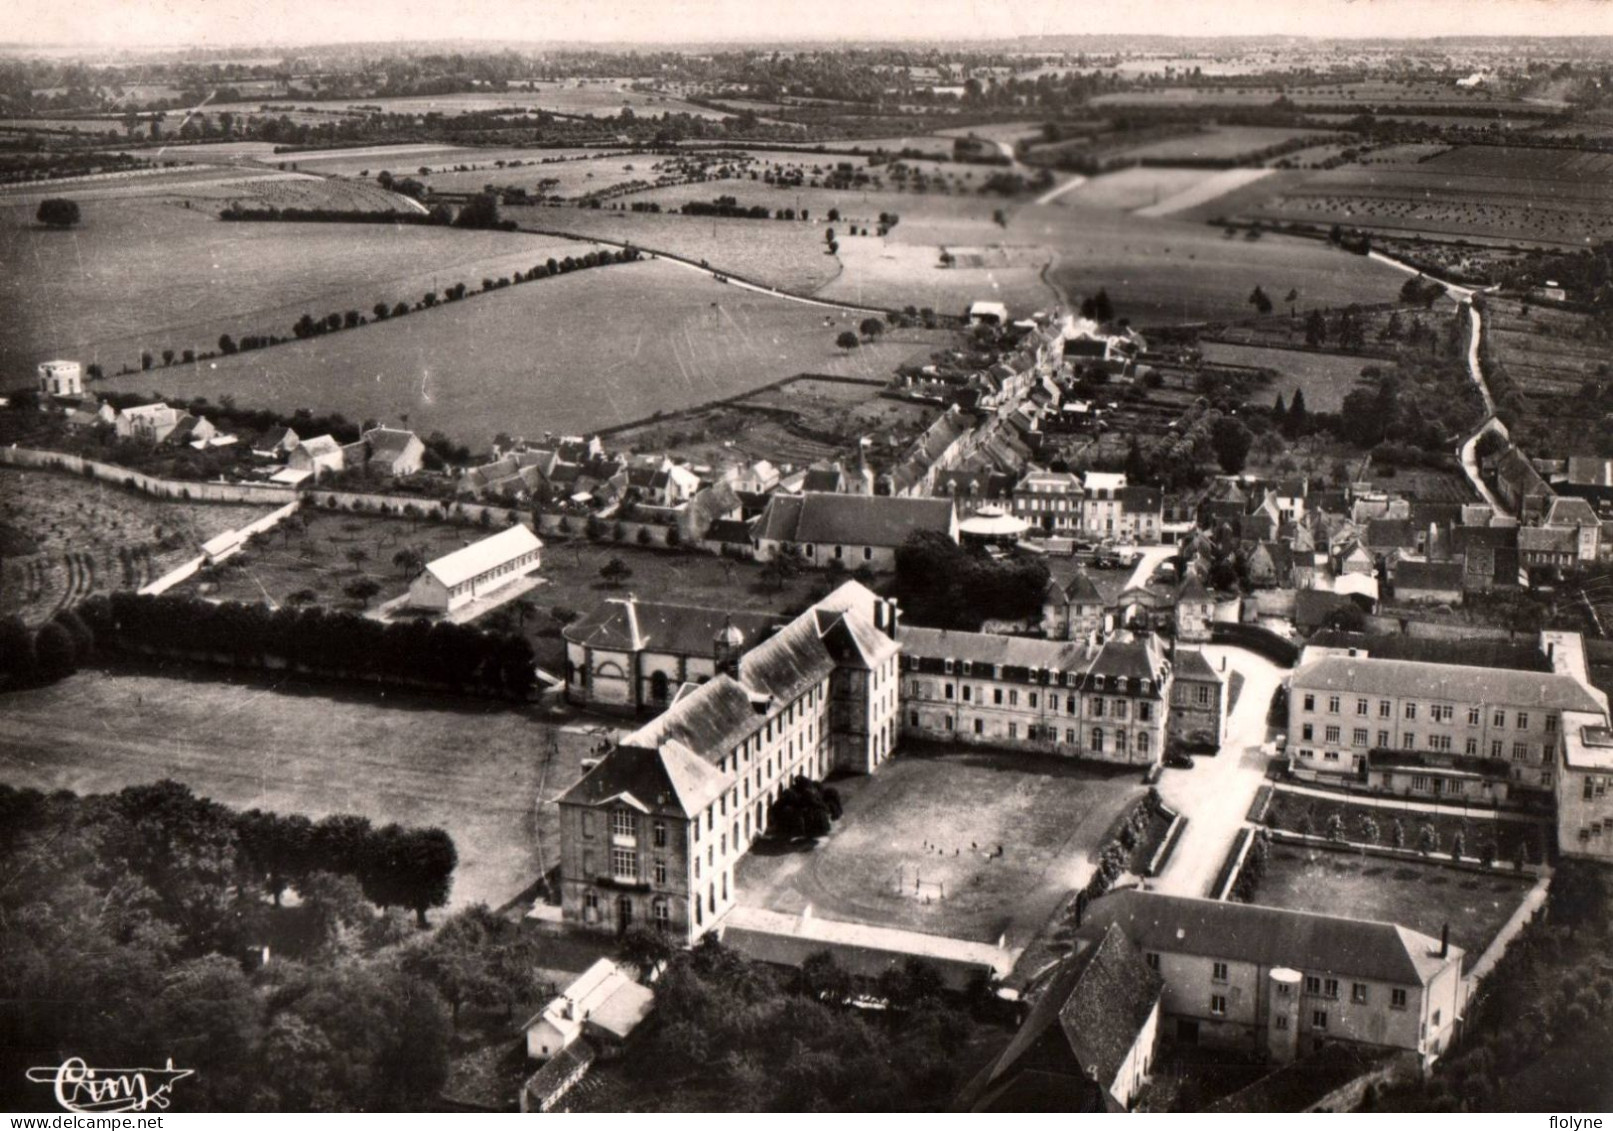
[
  {"x1": 1545, "y1": 496, "x2": 1600, "y2": 527},
  {"x1": 1519, "y1": 525, "x2": 1578, "y2": 553},
  {"x1": 1292, "y1": 654, "x2": 1603, "y2": 713},
  {"x1": 1172, "y1": 648, "x2": 1222, "y2": 683},
  {"x1": 1076, "y1": 890, "x2": 1459, "y2": 987},
  {"x1": 563, "y1": 599, "x2": 782, "y2": 656},
  {"x1": 756, "y1": 492, "x2": 954, "y2": 548},
  {"x1": 1365, "y1": 518, "x2": 1418, "y2": 551},
  {"x1": 963, "y1": 924, "x2": 1161, "y2": 1112},
  {"x1": 362, "y1": 427, "x2": 420, "y2": 458},
  {"x1": 1065, "y1": 570, "x2": 1104, "y2": 605},
  {"x1": 557, "y1": 741, "x2": 727, "y2": 818}
]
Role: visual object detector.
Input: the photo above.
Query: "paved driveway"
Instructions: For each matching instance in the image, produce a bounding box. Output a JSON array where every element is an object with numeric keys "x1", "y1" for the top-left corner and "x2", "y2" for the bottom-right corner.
[{"x1": 1152, "y1": 644, "x2": 1287, "y2": 897}]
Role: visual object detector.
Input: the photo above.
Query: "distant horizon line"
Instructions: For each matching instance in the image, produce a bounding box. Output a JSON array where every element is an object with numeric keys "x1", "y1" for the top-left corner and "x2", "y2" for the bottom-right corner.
[{"x1": 4, "y1": 31, "x2": 1613, "y2": 51}]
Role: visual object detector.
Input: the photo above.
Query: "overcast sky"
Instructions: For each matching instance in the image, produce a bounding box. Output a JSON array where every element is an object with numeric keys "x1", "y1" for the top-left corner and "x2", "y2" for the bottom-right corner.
[{"x1": 5, "y1": 0, "x2": 1611, "y2": 48}]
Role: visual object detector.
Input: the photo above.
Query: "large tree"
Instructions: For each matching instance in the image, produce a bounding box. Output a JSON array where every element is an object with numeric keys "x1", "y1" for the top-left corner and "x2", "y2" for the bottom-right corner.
[
  {"x1": 1210, "y1": 416, "x2": 1255, "y2": 474},
  {"x1": 36, "y1": 198, "x2": 80, "y2": 228}
]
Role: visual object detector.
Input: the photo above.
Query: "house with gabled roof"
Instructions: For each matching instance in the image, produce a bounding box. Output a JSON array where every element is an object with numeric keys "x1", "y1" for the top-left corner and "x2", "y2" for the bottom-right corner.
[
  {"x1": 286, "y1": 434, "x2": 345, "y2": 478},
  {"x1": 1073, "y1": 891, "x2": 1466, "y2": 1068},
  {"x1": 1392, "y1": 560, "x2": 1465, "y2": 605},
  {"x1": 359, "y1": 426, "x2": 425, "y2": 477},
  {"x1": 1541, "y1": 495, "x2": 1602, "y2": 562},
  {"x1": 958, "y1": 923, "x2": 1163, "y2": 1112},
  {"x1": 1169, "y1": 647, "x2": 1229, "y2": 750},
  {"x1": 1175, "y1": 574, "x2": 1216, "y2": 643},
  {"x1": 251, "y1": 425, "x2": 300, "y2": 460},
  {"x1": 753, "y1": 492, "x2": 956, "y2": 571},
  {"x1": 1042, "y1": 569, "x2": 1107, "y2": 641}
]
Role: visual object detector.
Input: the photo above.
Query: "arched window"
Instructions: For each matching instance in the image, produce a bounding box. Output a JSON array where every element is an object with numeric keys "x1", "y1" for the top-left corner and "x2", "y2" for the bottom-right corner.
[{"x1": 1091, "y1": 727, "x2": 1105, "y2": 753}]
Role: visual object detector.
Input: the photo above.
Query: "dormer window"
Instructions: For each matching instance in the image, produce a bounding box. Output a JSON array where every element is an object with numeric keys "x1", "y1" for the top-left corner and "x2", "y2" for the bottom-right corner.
[{"x1": 961, "y1": 660, "x2": 972, "y2": 676}]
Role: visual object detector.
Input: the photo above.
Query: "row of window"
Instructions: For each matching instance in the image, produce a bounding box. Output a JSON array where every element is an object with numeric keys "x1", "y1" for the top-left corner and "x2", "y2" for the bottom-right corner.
[
  {"x1": 915, "y1": 656, "x2": 1155, "y2": 696},
  {"x1": 1300, "y1": 725, "x2": 1543, "y2": 763},
  {"x1": 913, "y1": 711, "x2": 1152, "y2": 753},
  {"x1": 920, "y1": 681, "x2": 1157, "y2": 722},
  {"x1": 1300, "y1": 693, "x2": 1554, "y2": 734}
]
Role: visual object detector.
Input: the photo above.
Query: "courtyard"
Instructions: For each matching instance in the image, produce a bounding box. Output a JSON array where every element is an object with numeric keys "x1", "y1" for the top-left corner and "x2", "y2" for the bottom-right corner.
[
  {"x1": 1246, "y1": 842, "x2": 1536, "y2": 971},
  {"x1": 735, "y1": 745, "x2": 1146, "y2": 946}
]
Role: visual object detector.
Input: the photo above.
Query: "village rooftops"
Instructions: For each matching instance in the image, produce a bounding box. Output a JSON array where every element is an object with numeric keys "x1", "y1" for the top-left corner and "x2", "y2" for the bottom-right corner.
[
  {"x1": 562, "y1": 599, "x2": 782, "y2": 656},
  {"x1": 1074, "y1": 890, "x2": 1461, "y2": 987},
  {"x1": 362, "y1": 426, "x2": 419, "y2": 455},
  {"x1": 1172, "y1": 648, "x2": 1222, "y2": 684},
  {"x1": 900, "y1": 625, "x2": 1097, "y2": 673},
  {"x1": 1292, "y1": 654, "x2": 1604, "y2": 714},
  {"x1": 294, "y1": 434, "x2": 343, "y2": 459},
  {"x1": 421, "y1": 524, "x2": 542, "y2": 589}
]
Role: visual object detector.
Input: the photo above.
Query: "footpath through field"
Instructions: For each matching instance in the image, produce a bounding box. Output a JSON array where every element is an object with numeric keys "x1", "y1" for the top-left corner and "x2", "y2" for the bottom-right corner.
[{"x1": 1152, "y1": 644, "x2": 1285, "y2": 898}]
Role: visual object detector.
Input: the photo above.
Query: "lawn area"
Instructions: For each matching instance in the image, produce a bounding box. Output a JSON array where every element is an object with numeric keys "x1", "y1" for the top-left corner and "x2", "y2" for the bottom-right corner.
[
  {"x1": 1264, "y1": 789, "x2": 1552, "y2": 862},
  {"x1": 96, "y1": 258, "x2": 943, "y2": 448},
  {"x1": 0, "y1": 667, "x2": 592, "y2": 911},
  {"x1": 1198, "y1": 341, "x2": 1374, "y2": 412},
  {"x1": 1248, "y1": 842, "x2": 1535, "y2": 971},
  {"x1": 0, "y1": 196, "x2": 606, "y2": 377},
  {"x1": 0, "y1": 466, "x2": 273, "y2": 625},
  {"x1": 735, "y1": 746, "x2": 1146, "y2": 946}
]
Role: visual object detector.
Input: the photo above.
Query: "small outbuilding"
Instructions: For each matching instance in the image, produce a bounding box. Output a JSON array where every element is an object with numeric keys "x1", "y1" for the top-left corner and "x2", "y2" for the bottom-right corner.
[{"x1": 408, "y1": 524, "x2": 543, "y2": 613}]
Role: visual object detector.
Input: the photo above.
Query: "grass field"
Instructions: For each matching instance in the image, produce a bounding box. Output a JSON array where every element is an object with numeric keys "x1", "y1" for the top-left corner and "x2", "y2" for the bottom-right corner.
[
  {"x1": 1249, "y1": 144, "x2": 1613, "y2": 247},
  {"x1": 0, "y1": 467, "x2": 273, "y2": 625},
  {"x1": 1250, "y1": 842, "x2": 1535, "y2": 972},
  {"x1": 735, "y1": 746, "x2": 1145, "y2": 945},
  {"x1": 94, "y1": 258, "x2": 943, "y2": 446},
  {"x1": 1, "y1": 194, "x2": 611, "y2": 377},
  {"x1": 0, "y1": 667, "x2": 590, "y2": 910},
  {"x1": 512, "y1": 205, "x2": 843, "y2": 294},
  {"x1": 1021, "y1": 204, "x2": 1410, "y2": 326},
  {"x1": 277, "y1": 144, "x2": 625, "y2": 180},
  {"x1": 1199, "y1": 341, "x2": 1373, "y2": 412},
  {"x1": 1115, "y1": 125, "x2": 1337, "y2": 162}
]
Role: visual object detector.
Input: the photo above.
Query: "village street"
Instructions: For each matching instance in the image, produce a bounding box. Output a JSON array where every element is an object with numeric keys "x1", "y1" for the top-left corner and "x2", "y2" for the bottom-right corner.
[{"x1": 1152, "y1": 644, "x2": 1286, "y2": 898}]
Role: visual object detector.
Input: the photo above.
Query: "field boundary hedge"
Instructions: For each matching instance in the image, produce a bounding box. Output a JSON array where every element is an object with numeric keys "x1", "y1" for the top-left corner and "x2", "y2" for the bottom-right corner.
[{"x1": 512, "y1": 221, "x2": 900, "y2": 316}]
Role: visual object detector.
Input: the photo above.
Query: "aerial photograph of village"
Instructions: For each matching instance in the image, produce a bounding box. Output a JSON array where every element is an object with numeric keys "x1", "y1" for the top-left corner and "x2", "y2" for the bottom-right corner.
[{"x1": 1, "y1": 0, "x2": 1611, "y2": 1115}]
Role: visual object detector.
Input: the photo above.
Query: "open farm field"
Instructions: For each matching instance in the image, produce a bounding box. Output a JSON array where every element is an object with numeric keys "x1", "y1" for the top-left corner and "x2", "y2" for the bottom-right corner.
[
  {"x1": 510, "y1": 204, "x2": 843, "y2": 293},
  {"x1": 0, "y1": 667, "x2": 585, "y2": 911},
  {"x1": 1248, "y1": 145, "x2": 1613, "y2": 247},
  {"x1": 1115, "y1": 125, "x2": 1337, "y2": 162},
  {"x1": 1198, "y1": 341, "x2": 1371, "y2": 412},
  {"x1": 0, "y1": 467, "x2": 273, "y2": 626},
  {"x1": 935, "y1": 121, "x2": 1043, "y2": 143},
  {"x1": 94, "y1": 259, "x2": 947, "y2": 447},
  {"x1": 821, "y1": 235, "x2": 1056, "y2": 314},
  {"x1": 1134, "y1": 168, "x2": 1275, "y2": 217},
  {"x1": 0, "y1": 164, "x2": 360, "y2": 206},
  {"x1": 1092, "y1": 82, "x2": 1541, "y2": 114},
  {"x1": 1016, "y1": 204, "x2": 1410, "y2": 326},
  {"x1": 0, "y1": 201, "x2": 604, "y2": 378},
  {"x1": 1052, "y1": 167, "x2": 1222, "y2": 212},
  {"x1": 321, "y1": 83, "x2": 727, "y2": 120},
  {"x1": 279, "y1": 144, "x2": 624, "y2": 180}
]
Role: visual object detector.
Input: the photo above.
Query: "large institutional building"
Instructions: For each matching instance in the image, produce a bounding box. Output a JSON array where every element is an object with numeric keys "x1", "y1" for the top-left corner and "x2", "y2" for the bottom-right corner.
[
  {"x1": 557, "y1": 582, "x2": 902, "y2": 941},
  {"x1": 1288, "y1": 631, "x2": 1613, "y2": 861}
]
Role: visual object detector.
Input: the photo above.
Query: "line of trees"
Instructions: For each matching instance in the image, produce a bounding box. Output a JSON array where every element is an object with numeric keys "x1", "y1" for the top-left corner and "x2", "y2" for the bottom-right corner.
[
  {"x1": 77, "y1": 590, "x2": 538, "y2": 700},
  {"x1": 220, "y1": 204, "x2": 453, "y2": 226},
  {"x1": 0, "y1": 608, "x2": 94, "y2": 687}
]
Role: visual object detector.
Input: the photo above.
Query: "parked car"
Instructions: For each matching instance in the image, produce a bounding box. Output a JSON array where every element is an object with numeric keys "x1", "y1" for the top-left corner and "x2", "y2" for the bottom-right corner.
[{"x1": 1165, "y1": 749, "x2": 1195, "y2": 770}]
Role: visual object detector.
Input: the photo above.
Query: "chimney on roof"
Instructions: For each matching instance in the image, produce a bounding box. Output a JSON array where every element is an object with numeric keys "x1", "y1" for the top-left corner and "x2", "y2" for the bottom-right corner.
[{"x1": 1439, "y1": 923, "x2": 1449, "y2": 959}]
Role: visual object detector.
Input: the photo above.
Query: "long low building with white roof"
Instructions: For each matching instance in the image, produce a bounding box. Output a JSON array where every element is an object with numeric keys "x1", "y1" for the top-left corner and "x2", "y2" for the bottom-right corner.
[{"x1": 407, "y1": 524, "x2": 543, "y2": 613}]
